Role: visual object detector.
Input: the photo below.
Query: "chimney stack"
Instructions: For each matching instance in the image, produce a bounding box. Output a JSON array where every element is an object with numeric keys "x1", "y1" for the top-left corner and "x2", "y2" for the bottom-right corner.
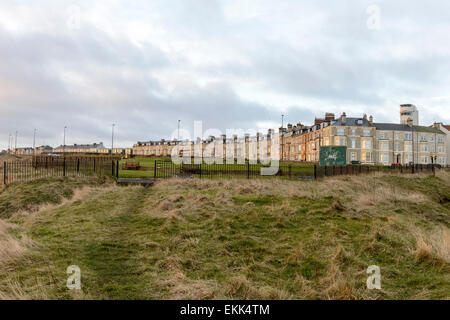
[
  {"x1": 407, "y1": 118, "x2": 413, "y2": 127},
  {"x1": 287, "y1": 123, "x2": 293, "y2": 131},
  {"x1": 325, "y1": 113, "x2": 335, "y2": 121},
  {"x1": 369, "y1": 115, "x2": 373, "y2": 124},
  {"x1": 341, "y1": 112, "x2": 347, "y2": 125}
]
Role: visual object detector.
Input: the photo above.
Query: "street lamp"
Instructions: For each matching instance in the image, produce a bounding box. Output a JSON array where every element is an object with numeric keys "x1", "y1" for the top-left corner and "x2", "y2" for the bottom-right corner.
[
  {"x1": 111, "y1": 123, "x2": 115, "y2": 154},
  {"x1": 281, "y1": 114, "x2": 285, "y2": 161},
  {"x1": 178, "y1": 120, "x2": 181, "y2": 141},
  {"x1": 33, "y1": 129, "x2": 37, "y2": 157},
  {"x1": 63, "y1": 126, "x2": 67, "y2": 155}
]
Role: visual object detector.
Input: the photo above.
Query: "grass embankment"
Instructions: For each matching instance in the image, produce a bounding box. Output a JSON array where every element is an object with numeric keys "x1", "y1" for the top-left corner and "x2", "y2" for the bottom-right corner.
[{"x1": 0, "y1": 172, "x2": 449, "y2": 299}]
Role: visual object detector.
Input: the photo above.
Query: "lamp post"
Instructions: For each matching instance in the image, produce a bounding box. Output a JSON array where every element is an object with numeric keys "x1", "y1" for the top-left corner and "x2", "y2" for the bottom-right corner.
[
  {"x1": 14, "y1": 131, "x2": 17, "y2": 150},
  {"x1": 8, "y1": 133, "x2": 11, "y2": 152},
  {"x1": 111, "y1": 123, "x2": 115, "y2": 154},
  {"x1": 281, "y1": 114, "x2": 284, "y2": 161},
  {"x1": 178, "y1": 120, "x2": 181, "y2": 141},
  {"x1": 63, "y1": 126, "x2": 67, "y2": 155},
  {"x1": 33, "y1": 129, "x2": 37, "y2": 157}
]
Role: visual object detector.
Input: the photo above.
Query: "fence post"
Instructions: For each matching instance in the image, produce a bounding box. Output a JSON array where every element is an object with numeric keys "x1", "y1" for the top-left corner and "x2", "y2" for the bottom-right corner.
[
  {"x1": 3, "y1": 162, "x2": 6, "y2": 185},
  {"x1": 154, "y1": 160, "x2": 157, "y2": 178},
  {"x1": 247, "y1": 161, "x2": 250, "y2": 179},
  {"x1": 77, "y1": 158, "x2": 80, "y2": 174},
  {"x1": 200, "y1": 163, "x2": 202, "y2": 179},
  {"x1": 63, "y1": 157, "x2": 66, "y2": 177},
  {"x1": 93, "y1": 158, "x2": 96, "y2": 173},
  {"x1": 112, "y1": 160, "x2": 115, "y2": 177},
  {"x1": 116, "y1": 160, "x2": 119, "y2": 179},
  {"x1": 314, "y1": 164, "x2": 317, "y2": 180}
]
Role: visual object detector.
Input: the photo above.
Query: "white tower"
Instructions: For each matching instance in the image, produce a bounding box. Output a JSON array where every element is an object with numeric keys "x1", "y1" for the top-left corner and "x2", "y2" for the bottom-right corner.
[{"x1": 400, "y1": 104, "x2": 419, "y2": 125}]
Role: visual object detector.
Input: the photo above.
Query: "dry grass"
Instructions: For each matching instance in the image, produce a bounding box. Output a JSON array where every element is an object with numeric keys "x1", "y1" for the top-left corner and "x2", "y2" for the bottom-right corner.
[
  {"x1": 0, "y1": 172, "x2": 449, "y2": 300},
  {"x1": 0, "y1": 220, "x2": 32, "y2": 269},
  {"x1": 413, "y1": 228, "x2": 450, "y2": 265}
]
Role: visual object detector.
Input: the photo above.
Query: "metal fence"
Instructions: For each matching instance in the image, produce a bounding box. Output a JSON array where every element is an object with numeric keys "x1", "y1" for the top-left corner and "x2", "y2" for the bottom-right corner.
[
  {"x1": 0, "y1": 157, "x2": 116, "y2": 186},
  {"x1": 144, "y1": 160, "x2": 441, "y2": 180},
  {"x1": 316, "y1": 163, "x2": 440, "y2": 178},
  {"x1": 152, "y1": 160, "x2": 315, "y2": 180}
]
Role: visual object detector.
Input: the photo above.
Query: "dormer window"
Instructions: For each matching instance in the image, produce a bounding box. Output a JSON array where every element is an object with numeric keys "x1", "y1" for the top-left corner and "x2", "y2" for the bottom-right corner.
[{"x1": 356, "y1": 119, "x2": 363, "y2": 125}]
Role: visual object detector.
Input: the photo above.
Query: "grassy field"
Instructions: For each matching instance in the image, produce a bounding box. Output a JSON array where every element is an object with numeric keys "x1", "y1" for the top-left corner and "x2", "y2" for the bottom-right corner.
[
  {"x1": 119, "y1": 157, "x2": 316, "y2": 179},
  {"x1": 0, "y1": 172, "x2": 449, "y2": 299}
]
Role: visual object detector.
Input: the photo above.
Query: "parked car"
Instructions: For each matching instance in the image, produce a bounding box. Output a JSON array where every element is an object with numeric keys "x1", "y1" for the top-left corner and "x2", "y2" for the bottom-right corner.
[{"x1": 351, "y1": 160, "x2": 361, "y2": 165}]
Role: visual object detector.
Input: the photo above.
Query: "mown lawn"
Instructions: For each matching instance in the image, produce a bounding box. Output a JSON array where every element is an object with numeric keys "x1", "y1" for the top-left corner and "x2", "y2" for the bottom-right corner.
[
  {"x1": 119, "y1": 157, "x2": 315, "y2": 179},
  {"x1": 0, "y1": 172, "x2": 449, "y2": 299}
]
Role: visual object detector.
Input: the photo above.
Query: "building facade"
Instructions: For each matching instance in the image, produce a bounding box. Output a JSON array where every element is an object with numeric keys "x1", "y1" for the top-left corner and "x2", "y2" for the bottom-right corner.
[
  {"x1": 432, "y1": 123, "x2": 450, "y2": 165},
  {"x1": 54, "y1": 142, "x2": 107, "y2": 154},
  {"x1": 129, "y1": 105, "x2": 446, "y2": 166}
]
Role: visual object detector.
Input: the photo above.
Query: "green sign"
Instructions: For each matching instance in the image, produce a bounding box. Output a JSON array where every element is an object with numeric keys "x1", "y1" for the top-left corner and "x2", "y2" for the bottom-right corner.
[{"x1": 319, "y1": 146, "x2": 347, "y2": 166}]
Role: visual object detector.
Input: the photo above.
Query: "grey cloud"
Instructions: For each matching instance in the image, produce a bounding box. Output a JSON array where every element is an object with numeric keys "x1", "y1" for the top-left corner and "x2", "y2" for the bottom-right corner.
[{"x1": 1, "y1": 0, "x2": 450, "y2": 149}]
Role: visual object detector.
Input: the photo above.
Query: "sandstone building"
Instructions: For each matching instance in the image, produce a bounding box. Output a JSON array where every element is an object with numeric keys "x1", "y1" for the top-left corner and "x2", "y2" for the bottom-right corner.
[{"x1": 132, "y1": 105, "x2": 447, "y2": 166}]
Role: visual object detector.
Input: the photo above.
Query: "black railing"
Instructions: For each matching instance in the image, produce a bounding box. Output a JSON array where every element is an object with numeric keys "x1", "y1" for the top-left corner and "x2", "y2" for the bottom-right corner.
[
  {"x1": 0, "y1": 157, "x2": 116, "y2": 186},
  {"x1": 146, "y1": 161, "x2": 442, "y2": 181}
]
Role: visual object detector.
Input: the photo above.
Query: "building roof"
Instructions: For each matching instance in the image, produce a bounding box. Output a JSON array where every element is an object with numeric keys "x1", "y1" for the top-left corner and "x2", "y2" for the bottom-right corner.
[
  {"x1": 374, "y1": 123, "x2": 414, "y2": 131},
  {"x1": 443, "y1": 125, "x2": 450, "y2": 131},
  {"x1": 374, "y1": 123, "x2": 444, "y2": 134},
  {"x1": 332, "y1": 117, "x2": 374, "y2": 127},
  {"x1": 414, "y1": 125, "x2": 444, "y2": 134},
  {"x1": 56, "y1": 142, "x2": 105, "y2": 149}
]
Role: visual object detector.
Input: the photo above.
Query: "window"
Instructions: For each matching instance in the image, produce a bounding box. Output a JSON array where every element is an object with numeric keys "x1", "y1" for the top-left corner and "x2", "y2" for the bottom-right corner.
[
  {"x1": 379, "y1": 132, "x2": 388, "y2": 139},
  {"x1": 431, "y1": 145, "x2": 435, "y2": 153},
  {"x1": 405, "y1": 142, "x2": 412, "y2": 152},
  {"x1": 430, "y1": 135, "x2": 435, "y2": 142},
  {"x1": 381, "y1": 154, "x2": 389, "y2": 164},
  {"x1": 438, "y1": 146, "x2": 444, "y2": 153},
  {"x1": 439, "y1": 157, "x2": 445, "y2": 164},
  {"x1": 337, "y1": 128, "x2": 345, "y2": 136},
  {"x1": 394, "y1": 132, "x2": 400, "y2": 140},
  {"x1": 395, "y1": 142, "x2": 400, "y2": 152},
  {"x1": 420, "y1": 135, "x2": 427, "y2": 142},
  {"x1": 363, "y1": 129, "x2": 371, "y2": 137},
  {"x1": 381, "y1": 142, "x2": 389, "y2": 151},
  {"x1": 438, "y1": 136, "x2": 444, "y2": 143},
  {"x1": 405, "y1": 133, "x2": 412, "y2": 141},
  {"x1": 351, "y1": 129, "x2": 356, "y2": 136},
  {"x1": 339, "y1": 138, "x2": 345, "y2": 146},
  {"x1": 363, "y1": 140, "x2": 372, "y2": 149},
  {"x1": 351, "y1": 152, "x2": 356, "y2": 161},
  {"x1": 351, "y1": 139, "x2": 356, "y2": 149}
]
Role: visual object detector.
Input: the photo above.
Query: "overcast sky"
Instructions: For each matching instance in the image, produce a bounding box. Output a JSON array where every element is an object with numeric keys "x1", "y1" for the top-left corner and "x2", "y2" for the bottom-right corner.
[{"x1": 1, "y1": 0, "x2": 450, "y2": 149}]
